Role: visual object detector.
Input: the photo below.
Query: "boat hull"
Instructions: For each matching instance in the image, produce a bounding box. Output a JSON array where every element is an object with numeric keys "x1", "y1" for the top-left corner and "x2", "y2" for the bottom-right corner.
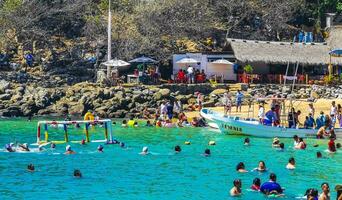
[{"x1": 202, "y1": 109, "x2": 342, "y2": 138}]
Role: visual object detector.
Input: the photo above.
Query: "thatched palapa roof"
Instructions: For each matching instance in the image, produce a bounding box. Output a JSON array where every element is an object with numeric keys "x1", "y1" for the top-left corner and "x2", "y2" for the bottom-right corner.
[{"x1": 227, "y1": 26, "x2": 342, "y2": 65}]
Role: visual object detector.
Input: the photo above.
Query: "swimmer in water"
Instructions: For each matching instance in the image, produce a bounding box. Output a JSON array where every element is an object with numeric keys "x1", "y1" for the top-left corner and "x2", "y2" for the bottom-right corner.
[
  {"x1": 174, "y1": 145, "x2": 181, "y2": 153},
  {"x1": 145, "y1": 120, "x2": 153, "y2": 127},
  {"x1": 5, "y1": 143, "x2": 15, "y2": 152},
  {"x1": 202, "y1": 149, "x2": 210, "y2": 157},
  {"x1": 337, "y1": 143, "x2": 341, "y2": 149},
  {"x1": 305, "y1": 188, "x2": 319, "y2": 200},
  {"x1": 27, "y1": 164, "x2": 35, "y2": 172},
  {"x1": 254, "y1": 161, "x2": 267, "y2": 172},
  {"x1": 134, "y1": 121, "x2": 138, "y2": 127},
  {"x1": 278, "y1": 143, "x2": 285, "y2": 151},
  {"x1": 140, "y1": 146, "x2": 149, "y2": 155},
  {"x1": 97, "y1": 145, "x2": 104, "y2": 152},
  {"x1": 244, "y1": 138, "x2": 250, "y2": 146},
  {"x1": 119, "y1": 142, "x2": 125, "y2": 148},
  {"x1": 74, "y1": 169, "x2": 82, "y2": 178},
  {"x1": 317, "y1": 151, "x2": 323, "y2": 158},
  {"x1": 236, "y1": 162, "x2": 248, "y2": 173},
  {"x1": 260, "y1": 173, "x2": 283, "y2": 195},
  {"x1": 295, "y1": 137, "x2": 307, "y2": 150},
  {"x1": 272, "y1": 137, "x2": 280, "y2": 148},
  {"x1": 65, "y1": 145, "x2": 76, "y2": 154},
  {"x1": 293, "y1": 135, "x2": 299, "y2": 146},
  {"x1": 122, "y1": 120, "x2": 127, "y2": 128},
  {"x1": 81, "y1": 139, "x2": 86, "y2": 145},
  {"x1": 18, "y1": 143, "x2": 30, "y2": 152},
  {"x1": 328, "y1": 136, "x2": 337, "y2": 153},
  {"x1": 230, "y1": 179, "x2": 242, "y2": 196},
  {"x1": 286, "y1": 157, "x2": 296, "y2": 170},
  {"x1": 50, "y1": 143, "x2": 56, "y2": 149},
  {"x1": 335, "y1": 185, "x2": 342, "y2": 200},
  {"x1": 251, "y1": 178, "x2": 261, "y2": 191},
  {"x1": 319, "y1": 182, "x2": 330, "y2": 200}
]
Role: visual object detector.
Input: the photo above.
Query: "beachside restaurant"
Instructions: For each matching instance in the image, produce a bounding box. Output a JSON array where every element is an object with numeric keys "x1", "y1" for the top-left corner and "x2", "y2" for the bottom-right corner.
[{"x1": 227, "y1": 26, "x2": 342, "y2": 84}]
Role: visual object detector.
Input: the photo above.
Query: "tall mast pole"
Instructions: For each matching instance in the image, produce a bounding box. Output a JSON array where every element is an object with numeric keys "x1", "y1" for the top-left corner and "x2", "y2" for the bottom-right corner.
[{"x1": 107, "y1": 0, "x2": 112, "y2": 79}]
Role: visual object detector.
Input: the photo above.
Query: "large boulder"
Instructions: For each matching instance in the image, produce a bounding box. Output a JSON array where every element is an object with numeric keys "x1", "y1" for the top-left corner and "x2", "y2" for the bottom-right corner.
[
  {"x1": 0, "y1": 80, "x2": 10, "y2": 93},
  {"x1": 0, "y1": 94, "x2": 11, "y2": 100}
]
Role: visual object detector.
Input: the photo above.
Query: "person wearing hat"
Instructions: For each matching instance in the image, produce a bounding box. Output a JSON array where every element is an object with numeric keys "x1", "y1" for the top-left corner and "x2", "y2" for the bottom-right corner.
[
  {"x1": 65, "y1": 145, "x2": 76, "y2": 154},
  {"x1": 18, "y1": 143, "x2": 30, "y2": 152},
  {"x1": 335, "y1": 185, "x2": 342, "y2": 200},
  {"x1": 272, "y1": 137, "x2": 280, "y2": 148}
]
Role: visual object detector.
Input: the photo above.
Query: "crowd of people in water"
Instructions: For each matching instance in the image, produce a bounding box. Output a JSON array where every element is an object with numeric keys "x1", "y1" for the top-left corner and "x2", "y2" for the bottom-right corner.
[{"x1": 4, "y1": 131, "x2": 341, "y2": 199}]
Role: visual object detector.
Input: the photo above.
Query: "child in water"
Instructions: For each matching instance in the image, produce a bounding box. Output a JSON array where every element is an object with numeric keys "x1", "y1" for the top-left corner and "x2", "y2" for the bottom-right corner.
[
  {"x1": 140, "y1": 147, "x2": 149, "y2": 155},
  {"x1": 202, "y1": 149, "x2": 210, "y2": 157},
  {"x1": 230, "y1": 179, "x2": 242, "y2": 196}
]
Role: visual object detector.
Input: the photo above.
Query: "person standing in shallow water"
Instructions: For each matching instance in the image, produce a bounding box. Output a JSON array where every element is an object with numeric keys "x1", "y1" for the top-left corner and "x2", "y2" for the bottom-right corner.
[{"x1": 319, "y1": 182, "x2": 330, "y2": 200}]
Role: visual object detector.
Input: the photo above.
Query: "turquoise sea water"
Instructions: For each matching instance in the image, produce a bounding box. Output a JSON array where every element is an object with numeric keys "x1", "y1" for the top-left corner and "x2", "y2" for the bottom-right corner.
[{"x1": 0, "y1": 118, "x2": 341, "y2": 200}]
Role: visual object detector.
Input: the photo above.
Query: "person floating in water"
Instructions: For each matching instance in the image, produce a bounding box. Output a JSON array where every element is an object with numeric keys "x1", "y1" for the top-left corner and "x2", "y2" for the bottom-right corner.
[
  {"x1": 236, "y1": 162, "x2": 248, "y2": 173},
  {"x1": 122, "y1": 120, "x2": 128, "y2": 128},
  {"x1": 145, "y1": 120, "x2": 153, "y2": 127},
  {"x1": 97, "y1": 145, "x2": 104, "y2": 153},
  {"x1": 65, "y1": 145, "x2": 76, "y2": 154},
  {"x1": 50, "y1": 143, "x2": 56, "y2": 149},
  {"x1": 295, "y1": 138, "x2": 306, "y2": 150},
  {"x1": 253, "y1": 161, "x2": 267, "y2": 172},
  {"x1": 81, "y1": 139, "x2": 86, "y2": 145},
  {"x1": 27, "y1": 164, "x2": 35, "y2": 172},
  {"x1": 244, "y1": 138, "x2": 250, "y2": 146},
  {"x1": 319, "y1": 182, "x2": 330, "y2": 200},
  {"x1": 202, "y1": 149, "x2": 210, "y2": 157},
  {"x1": 251, "y1": 178, "x2": 261, "y2": 191},
  {"x1": 286, "y1": 157, "x2": 296, "y2": 170},
  {"x1": 5, "y1": 143, "x2": 15, "y2": 152},
  {"x1": 18, "y1": 143, "x2": 30, "y2": 152},
  {"x1": 140, "y1": 146, "x2": 149, "y2": 155},
  {"x1": 74, "y1": 169, "x2": 82, "y2": 178},
  {"x1": 260, "y1": 173, "x2": 283, "y2": 195},
  {"x1": 174, "y1": 145, "x2": 181, "y2": 153},
  {"x1": 230, "y1": 179, "x2": 242, "y2": 196}
]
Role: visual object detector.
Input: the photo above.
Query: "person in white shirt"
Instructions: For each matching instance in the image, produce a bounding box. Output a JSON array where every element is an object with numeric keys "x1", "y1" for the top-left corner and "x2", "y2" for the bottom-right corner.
[
  {"x1": 160, "y1": 102, "x2": 167, "y2": 115},
  {"x1": 222, "y1": 93, "x2": 232, "y2": 115},
  {"x1": 187, "y1": 66, "x2": 194, "y2": 84},
  {"x1": 331, "y1": 101, "x2": 337, "y2": 115},
  {"x1": 258, "y1": 104, "x2": 265, "y2": 123}
]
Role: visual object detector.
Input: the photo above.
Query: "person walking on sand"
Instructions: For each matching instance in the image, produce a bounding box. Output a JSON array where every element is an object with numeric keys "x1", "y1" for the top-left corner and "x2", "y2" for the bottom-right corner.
[
  {"x1": 236, "y1": 90, "x2": 243, "y2": 112},
  {"x1": 222, "y1": 93, "x2": 232, "y2": 115}
]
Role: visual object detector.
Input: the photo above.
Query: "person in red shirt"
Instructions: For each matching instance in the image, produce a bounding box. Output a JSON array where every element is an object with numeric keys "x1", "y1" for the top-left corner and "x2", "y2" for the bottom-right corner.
[
  {"x1": 328, "y1": 136, "x2": 336, "y2": 153},
  {"x1": 177, "y1": 69, "x2": 185, "y2": 83},
  {"x1": 251, "y1": 178, "x2": 261, "y2": 191}
]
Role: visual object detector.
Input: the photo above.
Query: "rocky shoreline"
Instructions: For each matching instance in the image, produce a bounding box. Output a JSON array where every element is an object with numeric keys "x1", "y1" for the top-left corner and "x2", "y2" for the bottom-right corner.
[{"x1": 0, "y1": 80, "x2": 341, "y2": 118}]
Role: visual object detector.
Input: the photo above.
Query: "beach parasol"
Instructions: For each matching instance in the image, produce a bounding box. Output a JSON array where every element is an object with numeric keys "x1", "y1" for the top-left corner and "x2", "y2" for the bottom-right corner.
[
  {"x1": 129, "y1": 56, "x2": 157, "y2": 63},
  {"x1": 176, "y1": 57, "x2": 199, "y2": 64},
  {"x1": 211, "y1": 59, "x2": 233, "y2": 65},
  {"x1": 102, "y1": 59, "x2": 130, "y2": 67},
  {"x1": 101, "y1": 59, "x2": 130, "y2": 72}
]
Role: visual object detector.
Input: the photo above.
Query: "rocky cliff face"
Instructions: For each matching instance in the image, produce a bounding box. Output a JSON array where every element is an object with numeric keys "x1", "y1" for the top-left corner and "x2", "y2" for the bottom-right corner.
[{"x1": 0, "y1": 81, "x2": 341, "y2": 118}]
